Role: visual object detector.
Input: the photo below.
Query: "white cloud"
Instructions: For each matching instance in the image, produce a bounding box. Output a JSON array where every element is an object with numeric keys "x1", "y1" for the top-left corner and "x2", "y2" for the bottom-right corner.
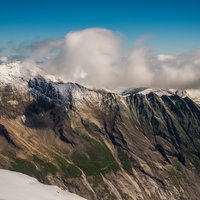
[
  {"x1": 0, "y1": 56, "x2": 9, "y2": 63},
  {"x1": 47, "y1": 28, "x2": 122, "y2": 88},
  {"x1": 157, "y1": 54, "x2": 175, "y2": 61},
  {"x1": 4, "y1": 28, "x2": 200, "y2": 90}
]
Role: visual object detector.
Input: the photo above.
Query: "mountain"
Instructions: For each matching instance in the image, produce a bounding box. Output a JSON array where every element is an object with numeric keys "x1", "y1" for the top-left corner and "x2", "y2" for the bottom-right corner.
[{"x1": 1, "y1": 60, "x2": 200, "y2": 200}]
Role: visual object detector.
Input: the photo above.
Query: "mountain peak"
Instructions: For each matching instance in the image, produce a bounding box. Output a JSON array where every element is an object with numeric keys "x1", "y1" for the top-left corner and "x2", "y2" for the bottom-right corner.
[
  {"x1": 122, "y1": 87, "x2": 175, "y2": 97},
  {"x1": 0, "y1": 60, "x2": 62, "y2": 87}
]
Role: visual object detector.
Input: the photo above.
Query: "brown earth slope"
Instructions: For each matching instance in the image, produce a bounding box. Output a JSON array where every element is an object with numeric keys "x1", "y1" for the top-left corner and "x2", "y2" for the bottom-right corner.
[{"x1": 0, "y1": 77, "x2": 200, "y2": 200}]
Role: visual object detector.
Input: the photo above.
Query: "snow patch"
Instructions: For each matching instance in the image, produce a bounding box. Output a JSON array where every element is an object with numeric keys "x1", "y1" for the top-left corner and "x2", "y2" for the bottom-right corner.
[
  {"x1": 21, "y1": 115, "x2": 26, "y2": 124},
  {"x1": 0, "y1": 169, "x2": 86, "y2": 200}
]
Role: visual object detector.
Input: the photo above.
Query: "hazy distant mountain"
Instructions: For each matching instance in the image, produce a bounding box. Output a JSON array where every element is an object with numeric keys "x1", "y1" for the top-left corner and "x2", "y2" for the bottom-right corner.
[{"x1": 1, "y1": 60, "x2": 200, "y2": 200}]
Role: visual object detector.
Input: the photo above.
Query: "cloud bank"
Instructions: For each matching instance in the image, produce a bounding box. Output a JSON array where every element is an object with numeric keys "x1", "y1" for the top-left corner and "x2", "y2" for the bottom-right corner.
[{"x1": 2, "y1": 28, "x2": 200, "y2": 90}]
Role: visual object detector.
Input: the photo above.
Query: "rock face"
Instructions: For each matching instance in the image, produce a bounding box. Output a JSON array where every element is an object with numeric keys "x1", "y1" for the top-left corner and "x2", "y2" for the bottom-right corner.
[{"x1": 1, "y1": 62, "x2": 200, "y2": 200}]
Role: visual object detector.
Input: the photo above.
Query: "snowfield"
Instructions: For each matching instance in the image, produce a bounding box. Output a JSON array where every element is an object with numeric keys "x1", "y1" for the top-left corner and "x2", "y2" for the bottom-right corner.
[{"x1": 0, "y1": 169, "x2": 86, "y2": 200}]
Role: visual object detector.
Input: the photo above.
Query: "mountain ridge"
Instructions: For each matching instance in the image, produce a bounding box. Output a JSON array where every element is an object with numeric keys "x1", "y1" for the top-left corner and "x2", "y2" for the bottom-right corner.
[{"x1": 0, "y1": 60, "x2": 200, "y2": 199}]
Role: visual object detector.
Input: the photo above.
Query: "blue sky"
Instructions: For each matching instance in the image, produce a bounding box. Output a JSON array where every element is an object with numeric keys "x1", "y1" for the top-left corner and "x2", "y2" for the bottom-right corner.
[{"x1": 0, "y1": 0, "x2": 200, "y2": 54}]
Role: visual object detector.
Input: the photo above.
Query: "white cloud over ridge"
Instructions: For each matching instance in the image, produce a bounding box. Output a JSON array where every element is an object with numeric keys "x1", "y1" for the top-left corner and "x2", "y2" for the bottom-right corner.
[
  {"x1": 49, "y1": 28, "x2": 122, "y2": 88},
  {"x1": 3, "y1": 28, "x2": 200, "y2": 90}
]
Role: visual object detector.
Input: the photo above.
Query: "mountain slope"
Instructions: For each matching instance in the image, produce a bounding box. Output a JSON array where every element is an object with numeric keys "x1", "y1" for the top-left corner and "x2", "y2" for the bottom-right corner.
[{"x1": 1, "y1": 61, "x2": 200, "y2": 200}]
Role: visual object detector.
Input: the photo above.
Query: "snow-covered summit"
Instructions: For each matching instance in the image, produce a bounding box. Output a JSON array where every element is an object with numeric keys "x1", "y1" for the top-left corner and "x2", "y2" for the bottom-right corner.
[
  {"x1": 186, "y1": 89, "x2": 200, "y2": 105},
  {"x1": 122, "y1": 87, "x2": 175, "y2": 97},
  {"x1": 122, "y1": 87, "x2": 200, "y2": 106},
  {"x1": 0, "y1": 59, "x2": 101, "y2": 109},
  {"x1": 0, "y1": 60, "x2": 61, "y2": 88}
]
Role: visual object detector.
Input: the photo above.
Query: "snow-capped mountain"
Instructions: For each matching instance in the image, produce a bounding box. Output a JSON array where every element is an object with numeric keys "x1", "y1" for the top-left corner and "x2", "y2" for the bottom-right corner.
[
  {"x1": 122, "y1": 87, "x2": 174, "y2": 97},
  {"x1": 0, "y1": 60, "x2": 102, "y2": 108},
  {"x1": 1, "y1": 60, "x2": 200, "y2": 200},
  {"x1": 122, "y1": 87, "x2": 200, "y2": 105},
  {"x1": 0, "y1": 60, "x2": 61, "y2": 87}
]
